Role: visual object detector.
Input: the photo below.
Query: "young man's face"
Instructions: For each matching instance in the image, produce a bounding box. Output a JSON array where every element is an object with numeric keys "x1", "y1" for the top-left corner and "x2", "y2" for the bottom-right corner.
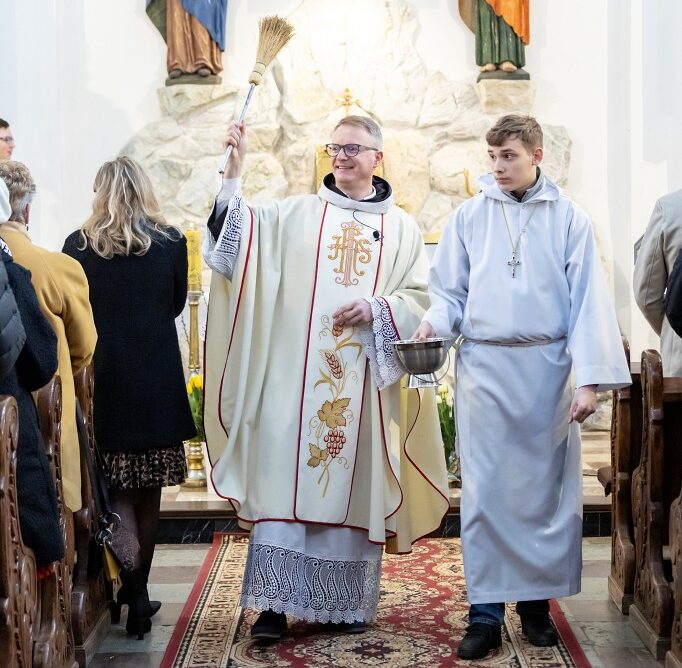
[
  {"x1": 330, "y1": 125, "x2": 382, "y2": 194},
  {"x1": 487, "y1": 137, "x2": 542, "y2": 192},
  {"x1": 0, "y1": 126, "x2": 14, "y2": 160}
]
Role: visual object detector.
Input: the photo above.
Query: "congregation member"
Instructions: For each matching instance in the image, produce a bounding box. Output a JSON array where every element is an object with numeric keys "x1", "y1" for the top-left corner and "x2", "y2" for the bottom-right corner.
[
  {"x1": 414, "y1": 115, "x2": 631, "y2": 660},
  {"x1": 0, "y1": 180, "x2": 63, "y2": 576},
  {"x1": 203, "y1": 116, "x2": 449, "y2": 640},
  {"x1": 0, "y1": 119, "x2": 14, "y2": 160},
  {"x1": 0, "y1": 160, "x2": 97, "y2": 515},
  {"x1": 63, "y1": 157, "x2": 196, "y2": 639},
  {"x1": 633, "y1": 189, "x2": 682, "y2": 374}
]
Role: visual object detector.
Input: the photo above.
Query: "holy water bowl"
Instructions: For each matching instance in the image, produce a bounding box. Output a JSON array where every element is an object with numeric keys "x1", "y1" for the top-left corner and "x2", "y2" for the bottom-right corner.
[{"x1": 390, "y1": 337, "x2": 452, "y2": 389}]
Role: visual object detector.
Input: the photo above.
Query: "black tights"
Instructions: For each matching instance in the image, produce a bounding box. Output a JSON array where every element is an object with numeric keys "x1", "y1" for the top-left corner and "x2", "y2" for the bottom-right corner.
[{"x1": 109, "y1": 486, "x2": 162, "y2": 579}]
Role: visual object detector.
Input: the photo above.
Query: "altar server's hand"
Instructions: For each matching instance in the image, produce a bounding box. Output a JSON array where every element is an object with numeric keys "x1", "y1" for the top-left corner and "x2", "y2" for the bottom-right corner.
[
  {"x1": 223, "y1": 121, "x2": 247, "y2": 179},
  {"x1": 569, "y1": 385, "x2": 598, "y2": 423},
  {"x1": 411, "y1": 321, "x2": 436, "y2": 341},
  {"x1": 333, "y1": 299, "x2": 372, "y2": 327}
]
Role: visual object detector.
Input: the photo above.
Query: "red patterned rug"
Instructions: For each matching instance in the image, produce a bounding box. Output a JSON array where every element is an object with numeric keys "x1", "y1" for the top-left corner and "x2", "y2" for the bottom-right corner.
[{"x1": 162, "y1": 534, "x2": 590, "y2": 667}]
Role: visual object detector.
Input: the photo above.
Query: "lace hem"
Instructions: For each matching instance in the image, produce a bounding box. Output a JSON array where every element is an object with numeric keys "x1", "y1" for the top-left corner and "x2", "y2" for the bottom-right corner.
[
  {"x1": 240, "y1": 542, "x2": 381, "y2": 624},
  {"x1": 359, "y1": 297, "x2": 403, "y2": 390},
  {"x1": 204, "y1": 194, "x2": 244, "y2": 278}
]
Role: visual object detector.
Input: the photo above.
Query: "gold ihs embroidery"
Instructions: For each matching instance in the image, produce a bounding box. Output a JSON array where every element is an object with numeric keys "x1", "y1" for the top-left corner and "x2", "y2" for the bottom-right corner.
[{"x1": 327, "y1": 222, "x2": 372, "y2": 287}]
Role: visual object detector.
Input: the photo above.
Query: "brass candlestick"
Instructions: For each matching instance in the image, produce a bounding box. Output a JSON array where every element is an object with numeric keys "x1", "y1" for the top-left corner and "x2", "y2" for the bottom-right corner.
[{"x1": 182, "y1": 227, "x2": 207, "y2": 488}]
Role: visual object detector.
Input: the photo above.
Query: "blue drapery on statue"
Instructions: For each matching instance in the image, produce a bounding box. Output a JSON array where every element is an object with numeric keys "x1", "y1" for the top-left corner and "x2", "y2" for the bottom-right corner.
[{"x1": 146, "y1": 0, "x2": 227, "y2": 51}]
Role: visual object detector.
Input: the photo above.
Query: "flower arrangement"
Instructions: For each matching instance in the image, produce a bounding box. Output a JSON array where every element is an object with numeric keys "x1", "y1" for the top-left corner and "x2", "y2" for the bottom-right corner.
[
  {"x1": 437, "y1": 383, "x2": 460, "y2": 486},
  {"x1": 186, "y1": 373, "x2": 205, "y2": 442}
]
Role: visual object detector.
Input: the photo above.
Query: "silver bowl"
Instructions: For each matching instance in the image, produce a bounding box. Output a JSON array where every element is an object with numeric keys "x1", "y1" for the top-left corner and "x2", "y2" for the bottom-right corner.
[{"x1": 390, "y1": 337, "x2": 452, "y2": 388}]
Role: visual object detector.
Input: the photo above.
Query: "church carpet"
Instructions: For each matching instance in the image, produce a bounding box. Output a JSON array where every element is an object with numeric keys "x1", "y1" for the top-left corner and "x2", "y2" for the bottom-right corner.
[{"x1": 161, "y1": 533, "x2": 590, "y2": 667}]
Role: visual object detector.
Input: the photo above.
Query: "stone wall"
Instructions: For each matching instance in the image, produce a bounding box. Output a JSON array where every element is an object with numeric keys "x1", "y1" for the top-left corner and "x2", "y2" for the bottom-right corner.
[{"x1": 123, "y1": 0, "x2": 572, "y2": 237}]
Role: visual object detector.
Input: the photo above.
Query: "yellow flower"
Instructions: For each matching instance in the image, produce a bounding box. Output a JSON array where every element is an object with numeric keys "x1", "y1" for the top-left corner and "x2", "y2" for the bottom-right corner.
[{"x1": 187, "y1": 374, "x2": 204, "y2": 394}]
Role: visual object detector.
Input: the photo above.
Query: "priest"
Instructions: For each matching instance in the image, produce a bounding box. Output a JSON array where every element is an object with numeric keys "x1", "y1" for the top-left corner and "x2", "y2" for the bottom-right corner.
[
  {"x1": 414, "y1": 115, "x2": 631, "y2": 660},
  {"x1": 203, "y1": 115, "x2": 448, "y2": 640}
]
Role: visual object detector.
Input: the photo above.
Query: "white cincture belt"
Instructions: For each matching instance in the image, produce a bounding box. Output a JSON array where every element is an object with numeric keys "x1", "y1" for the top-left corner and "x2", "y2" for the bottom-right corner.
[{"x1": 460, "y1": 335, "x2": 566, "y2": 348}]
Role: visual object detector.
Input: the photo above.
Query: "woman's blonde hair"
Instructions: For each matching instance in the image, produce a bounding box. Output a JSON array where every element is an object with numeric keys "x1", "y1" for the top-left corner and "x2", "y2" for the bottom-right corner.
[{"x1": 80, "y1": 157, "x2": 178, "y2": 258}]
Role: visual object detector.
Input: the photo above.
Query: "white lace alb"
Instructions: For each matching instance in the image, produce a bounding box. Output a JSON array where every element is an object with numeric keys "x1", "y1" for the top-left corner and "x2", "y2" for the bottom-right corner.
[
  {"x1": 359, "y1": 296, "x2": 403, "y2": 390},
  {"x1": 203, "y1": 194, "x2": 244, "y2": 279},
  {"x1": 241, "y1": 541, "x2": 382, "y2": 624}
]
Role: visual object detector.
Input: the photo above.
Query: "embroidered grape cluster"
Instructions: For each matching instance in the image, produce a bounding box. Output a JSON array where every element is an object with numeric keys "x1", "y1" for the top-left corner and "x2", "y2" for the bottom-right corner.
[
  {"x1": 325, "y1": 351, "x2": 343, "y2": 379},
  {"x1": 324, "y1": 429, "x2": 346, "y2": 458}
]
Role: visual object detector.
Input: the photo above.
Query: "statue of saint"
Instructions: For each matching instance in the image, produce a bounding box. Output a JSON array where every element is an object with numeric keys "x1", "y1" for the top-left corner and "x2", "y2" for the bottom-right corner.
[
  {"x1": 459, "y1": 0, "x2": 529, "y2": 76},
  {"x1": 146, "y1": 0, "x2": 227, "y2": 82}
]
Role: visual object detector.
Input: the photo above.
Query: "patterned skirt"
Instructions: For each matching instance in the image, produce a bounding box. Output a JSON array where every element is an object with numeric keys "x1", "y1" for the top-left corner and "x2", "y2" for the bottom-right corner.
[{"x1": 101, "y1": 444, "x2": 187, "y2": 489}]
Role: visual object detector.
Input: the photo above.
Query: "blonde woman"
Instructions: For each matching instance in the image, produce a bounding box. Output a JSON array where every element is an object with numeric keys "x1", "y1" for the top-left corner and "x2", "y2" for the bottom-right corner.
[{"x1": 63, "y1": 157, "x2": 195, "y2": 639}]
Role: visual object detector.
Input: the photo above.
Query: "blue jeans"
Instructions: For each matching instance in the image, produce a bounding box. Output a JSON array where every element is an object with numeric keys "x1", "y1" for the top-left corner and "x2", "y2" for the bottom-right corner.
[{"x1": 469, "y1": 599, "x2": 549, "y2": 627}]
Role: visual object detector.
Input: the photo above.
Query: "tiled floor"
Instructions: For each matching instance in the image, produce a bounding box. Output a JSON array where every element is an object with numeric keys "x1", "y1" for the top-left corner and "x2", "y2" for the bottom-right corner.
[{"x1": 90, "y1": 537, "x2": 665, "y2": 668}]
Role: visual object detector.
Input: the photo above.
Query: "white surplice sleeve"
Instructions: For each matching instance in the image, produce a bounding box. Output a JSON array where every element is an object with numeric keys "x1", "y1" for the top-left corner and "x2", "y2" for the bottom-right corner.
[
  {"x1": 203, "y1": 178, "x2": 246, "y2": 279},
  {"x1": 423, "y1": 209, "x2": 469, "y2": 339},
  {"x1": 565, "y1": 207, "x2": 630, "y2": 391}
]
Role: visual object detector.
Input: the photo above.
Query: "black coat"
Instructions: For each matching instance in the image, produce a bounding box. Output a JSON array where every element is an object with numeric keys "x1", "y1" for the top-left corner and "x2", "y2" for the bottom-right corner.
[
  {"x1": 62, "y1": 231, "x2": 196, "y2": 451},
  {"x1": 0, "y1": 252, "x2": 25, "y2": 380},
  {"x1": 0, "y1": 251, "x2": 64, "y2": 567}
]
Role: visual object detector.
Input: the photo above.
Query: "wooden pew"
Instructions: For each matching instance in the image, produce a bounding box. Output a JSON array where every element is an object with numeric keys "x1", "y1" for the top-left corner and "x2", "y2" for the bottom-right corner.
[
  {"x1": 608, "y1": 339, "x2": 643, "y2": 613},
  {"x1": 71, "y1": 366, "x2": 110, "y2": 666},
  {"x1": 34, "y1": 377, "x2": 77, "y2": 668},
  {"x1": 667, "y1": 488, "x2": 682, "y2": 668},
  {"x1": 0, "y1": 396, "x2": 37, "y2": 667},
  {"x1": 630, "y1": 349, "x2": 682, "y2": 659}
]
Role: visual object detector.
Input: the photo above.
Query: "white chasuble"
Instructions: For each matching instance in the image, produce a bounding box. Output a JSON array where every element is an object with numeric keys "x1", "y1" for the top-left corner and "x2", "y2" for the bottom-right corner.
[
  {"x1": 425, "y1": 172, "x2": 630, "y2": 604},
  {"x1": 203, "y1": 177, "x2": 449, "y2": 554}
]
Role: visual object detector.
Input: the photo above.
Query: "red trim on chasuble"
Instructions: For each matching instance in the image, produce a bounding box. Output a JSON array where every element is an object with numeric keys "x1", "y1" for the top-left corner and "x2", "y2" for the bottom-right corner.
[
  {"x1": 215, "y1": 207, "x2": 255, "y2": 444},
  {"x1": 293, "y1": 202, "x2": 329, "y2": 520}
]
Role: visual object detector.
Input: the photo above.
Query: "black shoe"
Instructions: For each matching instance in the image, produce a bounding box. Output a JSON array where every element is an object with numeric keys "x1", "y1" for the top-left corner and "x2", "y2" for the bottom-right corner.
[
  {"x1": 112, "y1": 583, "x2": 161, "y2": 623},
  {"x1": 334, "y1": 621, "x2": 367, "y2": 634},
  {"x1": 457, "y1": 623, "x2": 502, "y2": 660},
  {"x1": 123, "y1": 571, "x2": 153, "y2": 640},
  {"x1": 520, "y1": 614, "x2": 558, "y2": 647},
  {"x1": 251, "y1": 610, "x2": 287, "y2": 640}
]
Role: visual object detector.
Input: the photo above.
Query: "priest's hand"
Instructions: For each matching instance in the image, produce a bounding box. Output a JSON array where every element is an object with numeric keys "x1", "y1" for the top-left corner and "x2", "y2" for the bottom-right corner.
[
  {"x1": 569, "y1": 385, "x2": 598, "y2": 423},
  {"x1": 411, "y1": 321, "x2": 436, "y2": 341},
  {"x1": 333, "y1": 299, "x2": 372, "y2": 327},
  {"x1": 223, "y1": 121, "x2": 247, "y2": 179}
]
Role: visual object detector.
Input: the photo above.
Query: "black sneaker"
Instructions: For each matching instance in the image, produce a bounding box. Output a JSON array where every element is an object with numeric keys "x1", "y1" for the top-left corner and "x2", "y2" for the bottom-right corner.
[
  {"x1": 457, "y1": 622, "x2": 502, "y2": 660},
  {"x1": 251, "y1": 610, "x2": 287, "y2": 640},
  {"x1": 520, "y1": 614, "x2": 558, "y2": 647}
]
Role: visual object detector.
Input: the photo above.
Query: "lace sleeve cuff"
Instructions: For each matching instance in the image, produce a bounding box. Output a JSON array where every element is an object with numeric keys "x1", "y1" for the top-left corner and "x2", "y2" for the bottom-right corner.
[
  {"x1": 359, "y1": 297, "x2": 404, "y2": 391},
  {"x1": 204, "y1": 194, "x2": 244, "y2": 279}
]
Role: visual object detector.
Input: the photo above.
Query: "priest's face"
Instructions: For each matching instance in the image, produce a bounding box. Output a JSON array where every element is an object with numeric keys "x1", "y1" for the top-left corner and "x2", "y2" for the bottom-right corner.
[
  {"x1": 487, "y1": 137, "x2": 543, "y2": 193},
  {"x1": 330, "y1": 125, "x2": 382, "y2": 196}
]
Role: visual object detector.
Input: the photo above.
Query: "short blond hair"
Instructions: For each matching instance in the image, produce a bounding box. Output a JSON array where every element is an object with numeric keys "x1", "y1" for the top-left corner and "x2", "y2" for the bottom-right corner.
[
  {"x1": 0, "y1": 161, "x2": 35, "y2": 224},
  {"x1": 486, "y1": 115, "x2": 543, "y2": 153},
  {"x1": 333, "y1": 115, "x2": 383, "y2": 150}
]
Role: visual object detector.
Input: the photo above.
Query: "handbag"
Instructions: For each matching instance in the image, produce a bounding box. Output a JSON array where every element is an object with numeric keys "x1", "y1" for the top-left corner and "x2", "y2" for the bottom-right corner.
[{"x1": 76, "y1": 400, "x2": 140, "y2": 580}]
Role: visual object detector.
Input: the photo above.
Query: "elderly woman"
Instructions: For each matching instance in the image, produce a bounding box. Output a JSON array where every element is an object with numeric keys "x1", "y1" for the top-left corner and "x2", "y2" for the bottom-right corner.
[
  {"x1": 0, "y1": 179, "x2": 63, "y2": 573},
  {"x1": 0, "y1": 161, "x2": 97, "y2": 516},
  {"x1": 63, "y1": 157, "x2": 195, "y2": 639}
]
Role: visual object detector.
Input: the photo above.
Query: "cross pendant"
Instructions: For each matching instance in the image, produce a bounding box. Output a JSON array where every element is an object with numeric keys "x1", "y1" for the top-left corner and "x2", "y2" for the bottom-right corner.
[{"x1": 507, "y1": 253, "x2": 521, "y2": 278}]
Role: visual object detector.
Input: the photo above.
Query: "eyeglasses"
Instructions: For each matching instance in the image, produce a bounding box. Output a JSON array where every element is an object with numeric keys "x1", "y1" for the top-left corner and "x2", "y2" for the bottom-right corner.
[
  {"x1": 325, "y1": 143, "x2": 378, "y2": 158},
  {"x1": 0, "y1": 137, "x2": 15, "y2": 145}
]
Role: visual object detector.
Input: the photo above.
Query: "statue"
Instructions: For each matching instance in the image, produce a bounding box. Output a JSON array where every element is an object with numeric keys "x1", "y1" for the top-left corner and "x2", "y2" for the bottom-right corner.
[
  {"x1": 458, "y1": 0, "x2": 530, "y2": 79},
  {"x1": 146, "y1": 0, "x2": 227, "y2": 84}
]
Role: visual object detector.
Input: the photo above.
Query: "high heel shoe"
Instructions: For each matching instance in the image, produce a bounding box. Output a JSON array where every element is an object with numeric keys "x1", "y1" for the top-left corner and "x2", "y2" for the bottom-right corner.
[
  {"x1": 111, "y1": 583, "x2": 161, "y2": 623},
  {"x1": 123, "y1": 571, "x2": 153, "y2": 640}
]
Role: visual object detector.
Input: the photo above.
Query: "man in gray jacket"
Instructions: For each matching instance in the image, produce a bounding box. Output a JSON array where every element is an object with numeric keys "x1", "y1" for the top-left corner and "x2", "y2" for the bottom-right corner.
[{"x1": 634, "y1": 190, "x2": 682, "y2": 375}]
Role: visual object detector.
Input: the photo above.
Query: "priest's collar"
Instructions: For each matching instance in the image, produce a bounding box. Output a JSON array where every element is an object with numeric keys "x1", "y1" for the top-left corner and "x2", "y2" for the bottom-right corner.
[{"x1": 318, "y1": 174, "x2": 393, "y2": 214}]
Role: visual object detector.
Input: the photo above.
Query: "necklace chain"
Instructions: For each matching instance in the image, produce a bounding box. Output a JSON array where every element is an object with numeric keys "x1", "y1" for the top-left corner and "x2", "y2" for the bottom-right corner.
[{"x1": 500, "y1": 201, "x2": 538, "y2": 278}]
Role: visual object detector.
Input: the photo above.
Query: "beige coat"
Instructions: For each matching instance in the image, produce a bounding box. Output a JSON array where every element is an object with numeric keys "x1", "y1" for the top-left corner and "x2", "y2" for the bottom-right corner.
[
  {"x1": 634, "y1": 190, "x2": 682, "y2": 376},
  {"x1": 0, "y1": 224, "x2": 97, "y2": 511}
]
